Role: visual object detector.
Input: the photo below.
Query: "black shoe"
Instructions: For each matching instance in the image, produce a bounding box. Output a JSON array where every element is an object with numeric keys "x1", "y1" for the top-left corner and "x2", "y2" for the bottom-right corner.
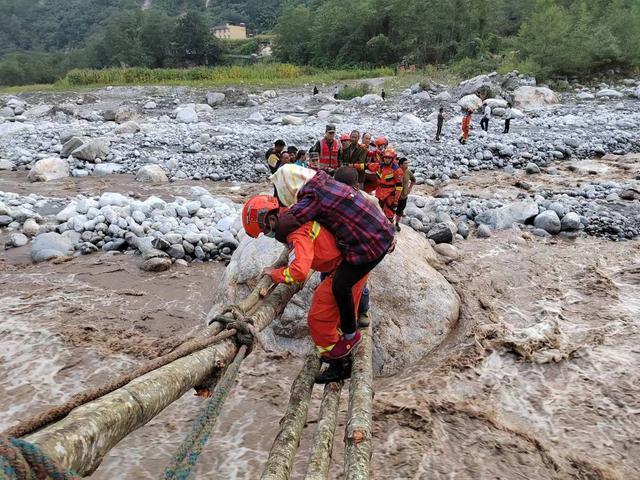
[
  {"x1": 395, "y1": 223, "x2": 401, "y2": 232},
  {"x1": 315, "y1": 357, "x2": 352, "y2": 384},
  {"x1": 357, "y1": 312, "x2": 370, "y2": 328}
]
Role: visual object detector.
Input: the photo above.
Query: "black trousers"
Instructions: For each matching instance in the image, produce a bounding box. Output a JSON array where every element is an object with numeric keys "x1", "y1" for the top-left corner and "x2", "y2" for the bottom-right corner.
[
  {"x1": 396, "y1": 197, "x2": 408, "y2": 219},
  {"x1": 503, "y1": 118, "x2": 511, "y2": 133},
  {"x1": 436, "y1": 123, "x2": 443, "y2": 140},
  {"x1": 332, "y1": 254, "x2": 386, "y2": 335},
  {"x1": 480, "y1": 117, "x2": 489, "y2": 131}
]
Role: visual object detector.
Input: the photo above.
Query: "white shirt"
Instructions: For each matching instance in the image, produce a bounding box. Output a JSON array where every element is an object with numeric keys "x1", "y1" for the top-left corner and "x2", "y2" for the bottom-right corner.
[
  {"x1": 483, "y1": 105, "x2": 492, "y2": 119},
  {"x1": 504, "y1": 107, "x2": 512, "y2": 119}
]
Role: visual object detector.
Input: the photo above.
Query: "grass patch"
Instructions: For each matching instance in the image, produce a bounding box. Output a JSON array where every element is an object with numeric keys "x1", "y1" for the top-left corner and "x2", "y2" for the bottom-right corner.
[
  {"x1": 382, "y1": 65, "x2": 462, "y2": 93},
  {"x1": 336, "y1": 82, "x2": 372, "y2": 100},
  {"x1": 0, "y1": 63, "x2": 393, "y2": 92}
]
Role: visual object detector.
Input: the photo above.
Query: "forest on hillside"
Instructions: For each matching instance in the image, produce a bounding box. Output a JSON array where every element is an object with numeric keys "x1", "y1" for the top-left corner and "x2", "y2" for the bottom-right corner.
[{"x1": 0, "y1": 0, "x2": 639, "y2": 86}]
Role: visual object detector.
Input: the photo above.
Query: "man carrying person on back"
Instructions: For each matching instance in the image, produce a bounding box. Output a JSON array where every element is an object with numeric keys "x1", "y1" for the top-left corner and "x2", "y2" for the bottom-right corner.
[
  {"x1": 271, "y1": 164, "x2": 396, "y2": 358},
  {"x1": 309, "y1": 125, "x2": 342, "y2": 176}
]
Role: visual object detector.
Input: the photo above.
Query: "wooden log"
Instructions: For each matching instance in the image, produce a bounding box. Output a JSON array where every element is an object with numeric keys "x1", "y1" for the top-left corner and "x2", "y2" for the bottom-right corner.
[
  {"x1": 304, "y1": 381, "x2": 343, "y2": 480},
  {"x1": 261, "y1": 354, "x2": 320, "y2": 480},
  {"x1": 344, "y1": 328, "x2": 374, "y2": 480},
  {"x1": 25, "y1": 282, "x2": 299, "y2": 476}
]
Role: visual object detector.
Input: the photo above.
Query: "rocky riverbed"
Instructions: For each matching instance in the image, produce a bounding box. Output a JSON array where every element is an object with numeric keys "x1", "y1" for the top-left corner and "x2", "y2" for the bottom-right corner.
[{"x1": 1, "y1": 74, "x2": 640, "y2": 479}]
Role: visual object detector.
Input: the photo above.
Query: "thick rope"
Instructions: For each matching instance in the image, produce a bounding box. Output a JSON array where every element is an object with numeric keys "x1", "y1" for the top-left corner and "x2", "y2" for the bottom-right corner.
[
  {"x1": 4, "y1": 329, "x2": 237, "y2": 439},
  {"x1": 0, "y1": 435, "x2": 80, "y2": 480},
  {"x1": 162, "y1": 345, "x2": 248, "y2": 480}
]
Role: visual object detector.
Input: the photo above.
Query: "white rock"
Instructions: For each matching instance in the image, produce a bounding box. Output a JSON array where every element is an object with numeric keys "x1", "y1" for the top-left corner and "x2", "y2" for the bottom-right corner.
[
  {"x1": 577, "y1": 92, "x2": 595, "y2": 100},
  {"x1": 22, "y1": 218, "x2": 40, "y2": 237},
  {"x1": 399, "y1": 113, "x2": 423, "y2": 126},
  {"x1": 282, "y1": 115, "x2": 304, "y2": 126},
  {"x1": 248, "y1": 111, "x2": 265, "y2": 123},
  {"x1": 135, "y1": 165, "x2": 169, "y2": 184},
  {"x1": 434, "y1": 91, "x2": 452, "y2": 101},
  {"x1": 31, "y1": 232, "x2": 74, "y2": 263},
  {"x1": 358, "y1": 94, "x2": 384, "y2": 106},
  {"x1": 175, "y1": 107, "x2": 198, "y2": 124},
  {"x1": 195, "y1": 103, "x2": 213, "y2": 114},
  {"x1": 206, "y1": 92, "x2": 226, "y2": 106},
  {"x1": 596, "y1": 89, "x2": 623, "y2": 98},
  {"x1": 458, "y1": 94, "x2": 483, "y2": 111},
  {"x1": 93, "y1": 163, "x2": 123, "y2": 176},
  {"x1": 27, "y1": 158, "x2": 69, "y2": 182},
  {"x1": 144, "y1": 101, "x2": 157, "y2": 109},
  {"x1": 262, "y1": 90, "x2": 277, "y2": 98},
  {"x1": 99, "y1": 192, "x2": 130, "y2": 208},
  {"x1": 71, "y1": 138, "x2": 111, "y2": 162},
  {"x1": 513, "y1": 86, "x2": 560, "y2": 109},
  {"x1": 485, "y1": 98, "x2": 508, "y2": 109},
  {"x1": 0, "y1": 159, "x2": 15, "y2": 170},
  {"x1": 114, "y1": 121, "x2": 140, "y2": 135}
]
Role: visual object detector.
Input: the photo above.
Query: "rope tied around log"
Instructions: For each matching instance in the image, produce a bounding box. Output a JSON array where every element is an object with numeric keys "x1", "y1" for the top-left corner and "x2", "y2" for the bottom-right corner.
[
  {"x1": 0, "y1": 435, "x2": 80, "y2": 480},
  {"x1": 212, "y1": 304, "x2": 267, "y2": 353},
  {"x1": 162, "y1": 345, "x2": 248, "y2": 480}
]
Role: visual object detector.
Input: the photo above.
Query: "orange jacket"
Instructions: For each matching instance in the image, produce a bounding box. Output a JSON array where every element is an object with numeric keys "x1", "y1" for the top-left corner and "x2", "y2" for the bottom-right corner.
[{"x1": 270, "y1": 221, "x2": 341, "y2": 285}]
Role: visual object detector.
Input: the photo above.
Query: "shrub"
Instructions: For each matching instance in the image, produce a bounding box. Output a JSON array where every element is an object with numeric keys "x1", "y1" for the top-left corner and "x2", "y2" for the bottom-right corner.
[{"x1": 336, "y1": 83, "x2": 372, "y2": 100}]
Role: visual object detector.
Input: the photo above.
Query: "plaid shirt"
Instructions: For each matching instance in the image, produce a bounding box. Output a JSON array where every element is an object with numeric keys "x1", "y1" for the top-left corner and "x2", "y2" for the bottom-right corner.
[{"x1": 275, "y1": 171, "x2": 395, "y2": 265}]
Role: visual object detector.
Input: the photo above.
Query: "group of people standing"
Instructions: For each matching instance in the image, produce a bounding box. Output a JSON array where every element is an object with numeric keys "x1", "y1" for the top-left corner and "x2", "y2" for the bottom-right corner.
[
  {"x1": 265, "y1": 124, "x2": 416, "y2": 231},
  {"x1": 459, "y1": 101, "x2": 513, "y2": 144}
]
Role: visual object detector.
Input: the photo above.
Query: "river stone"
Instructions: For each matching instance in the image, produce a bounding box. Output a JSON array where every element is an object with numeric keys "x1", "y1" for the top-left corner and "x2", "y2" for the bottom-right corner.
[
  {"x1": 176, "y1": 107, "x2": 198, "y2": 124},
  {"x1": 434, "y1": 243, "x2": 459, "y2": 260},
  {"x1": 206, "y1": 92, "x2": 226, "y2": 106},
  {"x1": 93, "y1": 163, "x2": 123, "y2": 176},
  {"x1": 560, "y1": 212, "x2": 582, "y2": 231},
  {"x1": 427, "y1": 223, "x2": 453, "y2": 244},
  {"x1": 513, "y1": 86, "x2": 559, "y2": 109},
  {"x1": 22, "y1": 218, "x2": 40, "y2": 237},
  {"x1": 208, "y1": 228, "x2": 459, "y2": 375},
  {"x1": 475, "y1": 201, "x2": 539, "y2": 230},
  {"x1": 478, "y1": 224, "x2": 492, "y2": 238},
  {"x1": 114, "y1": 121, "x2": 140, "y2": 135},
  {"x1": 136, "y1": 165, "x2": 168, "y2": 184},
  {"x1": 526, "y1": 162, "x2": 541, "y2": 174},
  {"x1": 0, "y1": 159, "x2": 15, "y2": 170},
  {"x1": 358, "y1": 94, "x2": 384, "y2": 106},
  {"x1": 534, "y1": 210, "x2": 561, "y2": 234},
  {"x1": 458, "y1": 94, "x2": 483, "y2": 111},
  {"x1": 6, "y1": 233, "x2": 29, "y2": 248},
  {"x1": 61, "y1": 137, "x2": 85, "y2": 158},
  {"x1": 399, "y1": 113, "x2": 422, "y2": 126},
  {"x1": 27, "y1": 158, "x2": 69, "y2": 182},
  {"x1": 31, "y1": 232, "x2": 74, "y2": 263},
  {"x1": 140, "y1": 249, "x2": 172, "y2": 272},
  {"x1": 71, "y1": 138, "x2": 110, "y2": 162}
]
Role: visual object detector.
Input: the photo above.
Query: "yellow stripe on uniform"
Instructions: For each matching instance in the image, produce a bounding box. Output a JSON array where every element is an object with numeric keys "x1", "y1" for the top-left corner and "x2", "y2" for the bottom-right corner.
[
  {"x1": 316, "y1": 344, "x2": 335, "y2": 354},
  {"x1": 309, "y1": 221, "x2": 321, "y2": 241},
  {"x1": 283, "y1": 267, "x2": 295, "y2": 284}
]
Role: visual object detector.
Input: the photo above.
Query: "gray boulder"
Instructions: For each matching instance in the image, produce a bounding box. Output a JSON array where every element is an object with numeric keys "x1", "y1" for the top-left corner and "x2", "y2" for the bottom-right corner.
[
  {"x1": 534, "y1": 210, "x2": 561, "y2": 234},
  {"x1": 60, "y1": 137, "x2": 85, "y2": 158},
  {"x1": 525, "y1": 162, "x2": 541, "y2": 174},
  {"x1": 0, "y1": 159, "x2": 15, "y2": 170},
  {"x1": 427, "y1": 223, "x2": 453, "y2": 244},
  {"x1": 596, "y1": 89, "x2": 623, "y2": 98},
  {"x1": 206, "y1": 92, "x2": 226, "y2": 106},
  {"x1": 135, "y1": 165, "x2": 169, "y2": 184},
  {"x1": 478, "y1": 224, "x2": 492, "y2": 238},
  {"x1": 114, "y1": 121, "x2": 140, "y2": 135},
  {"x1": 31, "y1": 232, "x2": 74, "y2": 263},
  {"x1": 459, "y1": 74, "x2": 493, "y2": 97},
  {"x1": 27, "y1": 158, "x2": 69, "y2": 182},
  {"x1": 358, "y1": 94, "x2": 384, "y2": 106},
  {"x1": 22, "y1": 218, "x2": 40, "y2": 237},
  {"x1": 71, "y1": 138, "x2": 110, "y2": 162},
  {"x1": 458, "y1": 94, "x2": 482, "y2": 111},
  {"x1": 93, "y1": 163, "x2": 123, "y2": 176},
  {"x1": 475, "y1": 201, "x2": 539, "y2": 230},
  {"x1": 175, "y1": 107, "x2": 198, "y2": 124},
  {"x1": 513, "y1": 86, "x2": 560, "y2": 109},
  {"x1": 560, "y1": 212, "x2": 582, "y2": 231},
  {"x1": 0, "y1": 107, "x2": 15, "y2": 120},
  {"x1": 6, "y1": 233, "x2": 29, "y2": 249}
]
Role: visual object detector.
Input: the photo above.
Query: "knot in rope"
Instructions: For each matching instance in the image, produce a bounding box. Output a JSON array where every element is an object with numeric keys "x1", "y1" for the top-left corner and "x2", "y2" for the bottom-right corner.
[
  {"x1": 0, "y1": 435, "x2": 80, "y2": 480},
  {"x1": 213, "y1": 306, "x2": 259, "y2": 352}
]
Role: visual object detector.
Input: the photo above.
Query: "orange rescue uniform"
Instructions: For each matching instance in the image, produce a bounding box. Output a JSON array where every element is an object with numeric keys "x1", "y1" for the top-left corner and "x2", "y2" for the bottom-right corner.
[{"x1": 269, "y1": 221, "x2": 368, "y2": 354}]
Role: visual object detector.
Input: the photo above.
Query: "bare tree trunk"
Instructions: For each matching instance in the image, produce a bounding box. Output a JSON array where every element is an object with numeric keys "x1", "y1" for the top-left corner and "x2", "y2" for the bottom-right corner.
[
  {"x1": 344, "y1": 328, "x2": 373, "y2": 480},
  {"x1": 304, "y1": 381, "x2": 343, "y2": 480},
  {"x1": 261, "y1": 354, "x2": 320, "y2": 480},
  {"x1": 25, "y1": 282, "x2": 299, "y2": 476}
]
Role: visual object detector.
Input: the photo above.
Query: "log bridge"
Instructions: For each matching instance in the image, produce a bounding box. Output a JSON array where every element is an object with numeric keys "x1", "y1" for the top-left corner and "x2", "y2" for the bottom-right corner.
[{"x1": 1, "y1": 250, "x2": 375, "y2": 480}]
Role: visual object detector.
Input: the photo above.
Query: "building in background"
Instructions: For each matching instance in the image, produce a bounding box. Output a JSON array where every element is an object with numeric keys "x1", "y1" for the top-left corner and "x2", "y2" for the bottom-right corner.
[{"x1": 212, "y1": 23, "x2": 247, "y2": 40}]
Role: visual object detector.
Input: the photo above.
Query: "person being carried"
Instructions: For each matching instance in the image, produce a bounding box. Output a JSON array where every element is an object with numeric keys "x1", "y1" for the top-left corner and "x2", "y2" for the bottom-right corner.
[
  {"x1": 271, "y1": 164, "x2": 396, "y2": 358},
  {"x1": 394, "y1": 157, "x2": 416, "y2": 231},
  {"x1": 241, "y1": 193, "x2": 369, "y2": 383},
  {"x1": 309, "y1": 125, "x2": 342, "y2": 176}
]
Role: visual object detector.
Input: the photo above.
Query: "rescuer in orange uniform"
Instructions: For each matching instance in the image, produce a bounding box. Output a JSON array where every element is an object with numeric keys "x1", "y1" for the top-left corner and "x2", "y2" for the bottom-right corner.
[
  {"x1": 357, "y1": 147, "x2": 404, "y2": 221},
  {"x1": 361, "y1": 136, "x2": 388, "y2": 193},
  {"x1": 241, "y1": 194, "x2": 368, "y2": 384}
]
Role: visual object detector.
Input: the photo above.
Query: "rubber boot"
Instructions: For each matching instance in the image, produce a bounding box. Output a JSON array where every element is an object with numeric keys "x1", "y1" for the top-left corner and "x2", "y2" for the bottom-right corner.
[{"x1": 315, "y1": 356, "x2": 353, "y2": 384}]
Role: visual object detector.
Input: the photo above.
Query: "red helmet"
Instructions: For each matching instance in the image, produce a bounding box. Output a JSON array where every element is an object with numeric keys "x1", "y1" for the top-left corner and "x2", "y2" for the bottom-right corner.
[
  {"x1": 375, "y1": 136, "x2": 388, "y2": 147},
  {"x1": 242, "y1": 195, "x2": 280, "y2": 238},
  {"x1": 340, "y1": 133, "x2": 350, "y2": 142},
  {"x1": 383, "y1": 147, "x2": 397, "y2": 160}
]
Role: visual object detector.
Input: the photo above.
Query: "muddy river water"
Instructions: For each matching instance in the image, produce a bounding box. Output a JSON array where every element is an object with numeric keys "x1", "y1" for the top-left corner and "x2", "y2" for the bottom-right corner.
[{"x1": 1, "y1": 174, "x2": 639, "y2": 479}]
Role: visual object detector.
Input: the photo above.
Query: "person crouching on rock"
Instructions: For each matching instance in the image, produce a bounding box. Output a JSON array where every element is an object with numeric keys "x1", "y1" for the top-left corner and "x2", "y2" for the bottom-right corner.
[
  {"x1": 270, "y1": 164, "x2": 396, "y2": 362},
  {"x1": 241, "y1": 193, "x2": 370, "y2": 383}
]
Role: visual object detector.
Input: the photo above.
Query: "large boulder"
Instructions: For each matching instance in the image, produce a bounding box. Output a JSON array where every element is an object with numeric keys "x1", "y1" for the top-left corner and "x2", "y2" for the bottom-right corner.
[
  {"x1": 475, "y1": 201, "x2": 539, "y2": 230},
  {"x1": 27, "y1": 158, "x2": 69, "y2": 182},
  {"x1": 206, "y1": 92, "x2": 226, "y2": 106},
  {"x1": 136, "y1": 165, "x2": 169, "y2": 184},
  {"x1": 208, "y1": 229, "x2": 460, "y2": 375},
  {"x1": 282, "y1": 115, "x2": 304, "y2": 126},
  {"x1": 114, "y1": 121, "x2": 140, "y2": 135},
  {"x1": 60, "y1": 137, "x2": 85, "y2": 158},
  {"x1": 399, "y1": 113, "x2": 423, "y2": 126},
  {"x1": 71, "y1": 138, "x2": 110, "y2": 162},
  {"x1": 459, "y1": 74, "x2": 493, "y2": 97},
  {"x1": 31, "y1": 232, "x2": 74, "y2": 263},
  {"x1": 596, "y1": 89, "x2": 623, "y2": 98},
  {"x1": 175, "y1": 107, "x2": 198, "y2": 124},
  {"x1": 513, "y1": 86, "x2": 560, "y2": 109},
  {"x1": 358, "y1": 94, "x2": 384, "y2": 106},
  {"x1": 534, "y1": 210, "x2": 561, "y2": 234},
  {"x1": 458, "y1": 94, "x2": 483, "y2": 112}
]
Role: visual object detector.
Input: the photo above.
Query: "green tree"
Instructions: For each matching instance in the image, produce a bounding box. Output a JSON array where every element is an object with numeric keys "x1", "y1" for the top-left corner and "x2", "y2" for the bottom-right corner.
[
  {"x1": 273, "y1": 4, "x2": 312, "y2": 64},
  {"x1": 174, "y1": 11, "x2": 211, "y2": 64},
  {"x1": 140, "y1": 10, "x2": 175, "y2": 67}
]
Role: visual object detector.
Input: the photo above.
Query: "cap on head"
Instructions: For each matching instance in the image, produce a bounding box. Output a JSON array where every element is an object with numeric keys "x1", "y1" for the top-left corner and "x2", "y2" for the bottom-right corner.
[
  {"x1": 242, "y1": 195, "x2": 280, "y2": 239},
  {"x1": 325, "y1": 124, "x2": 336, "y2": 133}
]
